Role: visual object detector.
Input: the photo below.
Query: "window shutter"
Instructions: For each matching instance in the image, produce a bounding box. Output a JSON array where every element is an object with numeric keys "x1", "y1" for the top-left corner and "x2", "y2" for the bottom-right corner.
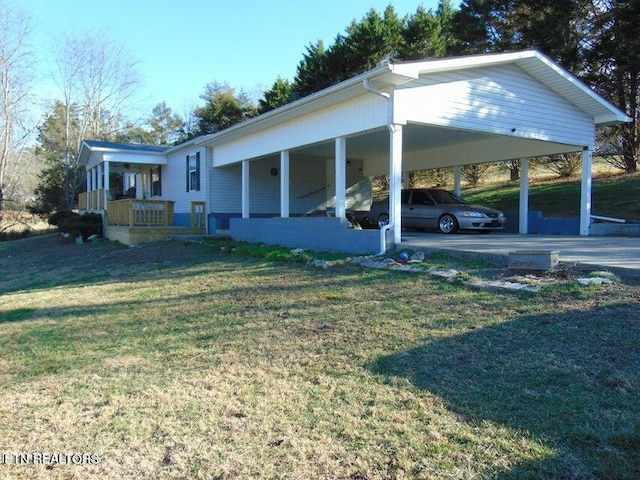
[
  {"x1": 186, "y1": 155, "x2": 190, "y2": 192},
  {"x1": 158, "y1": 166, "x2": 162, "y2": 197},
  {"x1": 195, "y1": 151, "x2": 201, "y2": 191}
]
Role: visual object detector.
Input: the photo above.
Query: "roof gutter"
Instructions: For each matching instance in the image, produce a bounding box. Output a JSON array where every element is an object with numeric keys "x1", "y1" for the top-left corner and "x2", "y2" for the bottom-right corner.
[{"x1": 362, "y1": 78, "x2": 390, "y2": 99}]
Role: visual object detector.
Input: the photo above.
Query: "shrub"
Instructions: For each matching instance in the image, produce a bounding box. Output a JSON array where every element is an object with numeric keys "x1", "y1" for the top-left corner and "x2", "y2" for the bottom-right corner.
[
  {"x1": 48, "y1": 210, "x2": 75, "y2": 227},
  {"x1": 54, "y1": 212, "x2": 103, "y2": 241}
]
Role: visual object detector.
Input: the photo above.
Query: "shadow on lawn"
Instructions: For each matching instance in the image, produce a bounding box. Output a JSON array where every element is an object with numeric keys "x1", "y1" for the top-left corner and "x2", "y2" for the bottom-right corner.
[
  {"x1": 0, "y1": 234, "x2": 291, "y2": 296},
  {"x1": 372, "y1": 303, "x2": 640, "y2": 479}
]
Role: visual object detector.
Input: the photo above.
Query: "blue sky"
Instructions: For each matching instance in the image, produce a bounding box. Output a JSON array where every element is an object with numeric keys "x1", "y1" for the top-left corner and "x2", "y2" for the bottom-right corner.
[{"x1": 20, "y1": 0, "x2": 451, "y2": 118}]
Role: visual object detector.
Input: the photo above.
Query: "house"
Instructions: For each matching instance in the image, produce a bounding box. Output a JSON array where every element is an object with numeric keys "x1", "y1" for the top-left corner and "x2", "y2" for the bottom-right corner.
[{"x1": 77, "y1": 50, "x2": 630, "y2": 253}]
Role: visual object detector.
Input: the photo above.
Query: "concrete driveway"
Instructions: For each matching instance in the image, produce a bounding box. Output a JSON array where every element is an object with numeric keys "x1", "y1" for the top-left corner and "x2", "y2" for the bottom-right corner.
[{"x1": 399, "y1": 233, "x2": 640, "y2": 278}]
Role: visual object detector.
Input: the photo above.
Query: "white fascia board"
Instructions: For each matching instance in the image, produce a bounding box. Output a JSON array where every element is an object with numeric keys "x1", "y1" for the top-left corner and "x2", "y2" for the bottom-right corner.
[{"x1": 103, "y1": 152, "x2": 168, "y2": 165}]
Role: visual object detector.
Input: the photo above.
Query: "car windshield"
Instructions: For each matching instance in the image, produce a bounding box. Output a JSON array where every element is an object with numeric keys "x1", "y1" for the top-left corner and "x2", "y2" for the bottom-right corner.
[{"x1": 430, "y1": 190, "x2": 468, "y2": 205}]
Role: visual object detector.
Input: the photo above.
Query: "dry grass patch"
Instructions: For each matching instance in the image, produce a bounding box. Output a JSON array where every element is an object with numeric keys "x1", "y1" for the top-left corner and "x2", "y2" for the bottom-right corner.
[{"x1": 0, "y1": 236, "x2": 638, "y2": 479}]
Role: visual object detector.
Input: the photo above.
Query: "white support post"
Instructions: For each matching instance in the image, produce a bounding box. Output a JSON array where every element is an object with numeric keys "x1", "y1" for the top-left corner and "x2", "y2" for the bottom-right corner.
[
  {"x1": 242, "y1": 160, "x2": 250, "y2": 219},
  {"x1": 98, "y1": 164, "x2": 104, "y2": 190},
  {"x1": 335, "y1": 137, "x2": 346, "y2": 219},
  {"x1": 580, "y1": 148, "x2": 593, "y2": 236},
  {"x1": 389, "y1": 124, "x2": 403, "y2": 245},
  {"x1": 280, "y1": 151, "x2": 290, "y2": 218},
  {"x1": 454, "y1": 166, "x2": 462, "y2": 195},
  {"x1": 103, "y1": 161, "x2": 110, "y2": 210},
  {"x1": 519, "y1": 158, "x2": 529, "y2": 234}
]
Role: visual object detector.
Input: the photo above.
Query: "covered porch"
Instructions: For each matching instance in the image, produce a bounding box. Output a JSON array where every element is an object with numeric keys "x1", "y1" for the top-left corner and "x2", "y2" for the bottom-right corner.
[{"x1": 77, "y1": 141, "x2": 206, "y2": 245}]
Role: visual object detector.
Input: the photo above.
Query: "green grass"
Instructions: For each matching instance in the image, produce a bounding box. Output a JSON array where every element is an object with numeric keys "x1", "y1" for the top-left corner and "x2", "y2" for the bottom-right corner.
[
  {"x1": 0, "y1": 236, "x2": 638, "y2": 479},
  {"x1": 464, "y1": 172, "x2": 640, "y2": 220}
]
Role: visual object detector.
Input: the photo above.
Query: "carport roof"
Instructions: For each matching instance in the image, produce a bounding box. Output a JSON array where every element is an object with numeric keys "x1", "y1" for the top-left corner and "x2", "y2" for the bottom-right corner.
[
  {"x1": 388, "y1": 50, "x2": 631, "y2": 126},
  {"x1": 170, "y1": 50, "x2": 629, "y2": 154}
]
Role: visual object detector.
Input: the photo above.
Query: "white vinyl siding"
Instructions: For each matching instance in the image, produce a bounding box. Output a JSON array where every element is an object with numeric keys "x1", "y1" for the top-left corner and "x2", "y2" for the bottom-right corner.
[
  {"x1": 211, "y1": 93, "x2": 389, "y2": 167},
  {"x1": 395, "y1": 65, "x2": 595, "y2": 148},
  {"x1": 162, "y1": 147, "x2": 206, "y2": 214},
  {"x1": 211, "y1": 155, "x2": 369, "y2": 215}
]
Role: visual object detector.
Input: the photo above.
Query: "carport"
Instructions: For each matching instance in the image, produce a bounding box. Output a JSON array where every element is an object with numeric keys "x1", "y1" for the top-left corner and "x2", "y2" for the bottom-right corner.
[{"x1": 201, "y1": 50, "x2": 630, "y2": 253}]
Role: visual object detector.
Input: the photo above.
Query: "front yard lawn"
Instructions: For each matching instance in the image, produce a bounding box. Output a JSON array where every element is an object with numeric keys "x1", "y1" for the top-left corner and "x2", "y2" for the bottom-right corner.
[{"x1": 0, "y1": 236, "x2": 638, "y2": 479}]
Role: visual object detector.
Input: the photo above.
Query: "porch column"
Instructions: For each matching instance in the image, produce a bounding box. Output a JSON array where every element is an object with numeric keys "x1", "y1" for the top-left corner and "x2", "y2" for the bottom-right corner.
[
  {"x1": 389, "y1": 124, "x2": 403, "y2": 245},
  {"x1": 98, "y1": 164, "x2": 104, "y2": 190},
  {"x1": 454, "y1": 166, "x2": 462, "y2": 195},
  {"x1": 242, "y1": 160, "x2": 250, "y2": 219},
  {"x1": 280, "y1": 151, "x2": 290, "y2": 218},
  {"x1": 519, "y1": 158, "x2": 529, "y2": 234},
  {"x1": 103, "y1": 161, "x2": 110, "y2": 210},
  {"x1": 335, "y1": 137, "x2": 347, "y2": 219},
  {"x1": 580, "y1": 148, "x2": 593, "y2": 236}
]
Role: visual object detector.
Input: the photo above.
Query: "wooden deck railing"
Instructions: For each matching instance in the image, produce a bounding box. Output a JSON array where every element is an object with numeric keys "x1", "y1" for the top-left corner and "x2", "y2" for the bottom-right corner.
[
  {"x1": 78, "y1": 190, "x2": 107, "y2": 210},
  {"x1": 107, "y1": 199, "x2": 175, "y2": 226}
]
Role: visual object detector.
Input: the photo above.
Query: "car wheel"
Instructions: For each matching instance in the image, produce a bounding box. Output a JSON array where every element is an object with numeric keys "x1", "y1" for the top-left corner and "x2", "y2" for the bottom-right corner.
[
  {"x1": 377, "y1": 213, "x2": 390, "y2": 229},
  {"x1": 438, "y1": 214, "x2": 458, "y2": 234}
]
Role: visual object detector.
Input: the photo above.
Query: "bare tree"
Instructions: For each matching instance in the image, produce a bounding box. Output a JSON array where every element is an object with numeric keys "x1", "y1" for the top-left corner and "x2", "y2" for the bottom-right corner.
[
  {"x1": 46, "y1": 30, "x2": 141, "y2": 210},
  {"x1": 0, "y1": 0, "x2": 35, "y2": 208},
  {"x1": 541, "y1": 153, "x2": 582, "y2": 178},
  {"x1": 462, "y1": 163, "x2": 493, "y2": 187}
]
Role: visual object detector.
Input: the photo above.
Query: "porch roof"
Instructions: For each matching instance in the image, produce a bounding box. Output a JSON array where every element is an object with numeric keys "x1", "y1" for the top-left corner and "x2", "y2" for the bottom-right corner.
[{"x1": 78, "y1": 140, "x2": 170, "y2": 170}]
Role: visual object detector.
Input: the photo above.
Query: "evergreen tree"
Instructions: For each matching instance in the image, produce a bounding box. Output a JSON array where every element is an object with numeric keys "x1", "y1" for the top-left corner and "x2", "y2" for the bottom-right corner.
[
  {"x1": 584, "y1": 0, "x2": 639, "y2": 173},
  {"x1": 293, "y1": 41, "x2": 330, "y2": 98},
  {"x1": 31, "y1": 101, "x2": 84, "y2": 213},
  {"x1": 259, "y1": 77, "x2": 293, "y2": 113},
  {"x1": 397, "y1": 5, "x2": 445, "y2": 60},
  {"x1": 193, "y1": 82, "x2": 257, "y2": 136}
]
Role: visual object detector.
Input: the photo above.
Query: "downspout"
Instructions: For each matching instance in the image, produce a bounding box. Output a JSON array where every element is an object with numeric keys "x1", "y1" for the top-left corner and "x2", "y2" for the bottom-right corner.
[
  {"x1": 363, "y1": 78, "x2": 394, "y2": 256},
  {"x1": 363, "y1": 78, "x2": 391, "y2": 102},
  {"x1": 379, "y1": 224, "x2": 391, "y2": 256}
]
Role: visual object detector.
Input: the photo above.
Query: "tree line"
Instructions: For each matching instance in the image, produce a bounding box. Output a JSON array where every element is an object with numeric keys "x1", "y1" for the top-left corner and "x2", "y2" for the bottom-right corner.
[{"x1": 1, "y1": 0, "x2": 638, "y2": 215}]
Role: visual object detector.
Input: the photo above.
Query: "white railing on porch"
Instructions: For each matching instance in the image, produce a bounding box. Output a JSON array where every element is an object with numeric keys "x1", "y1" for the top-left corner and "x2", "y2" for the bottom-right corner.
[{"x1": 107, "y1": 199, "x2": 175, "y2": 227}]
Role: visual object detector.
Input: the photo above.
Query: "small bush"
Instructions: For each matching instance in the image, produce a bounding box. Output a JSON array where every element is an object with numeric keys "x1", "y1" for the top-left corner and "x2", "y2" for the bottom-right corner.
[
  {"x1": 54, "y1": 212, "x2": 103, "y2": 241},
  {"x1": 48, "y1": 210, "x2": 76, "y2": 227}
]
